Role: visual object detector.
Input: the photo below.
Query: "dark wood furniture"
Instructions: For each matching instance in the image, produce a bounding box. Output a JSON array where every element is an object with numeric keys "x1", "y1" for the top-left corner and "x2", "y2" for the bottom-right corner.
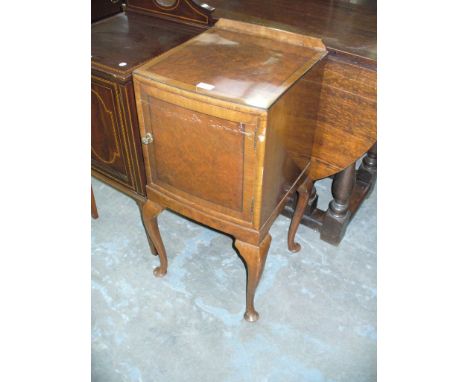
[
  {"x1": 91, "y1": 0, "x2": 215, "y2": 251},
  {"x1": 134, "y1": 19, "x2": 327, "y2": 321},
  {"x1": 91, "y1": 0, "x2": 124, "y2": 23},
  {"x1": 208, "y1": 0, "x2": 377, "y2": 245},
  {"x1": 91, "y1": 187, "x2": 99, "y2": 219},
  {"x1": 92, "y1": 0, "x2": 377, "y2": 246}
]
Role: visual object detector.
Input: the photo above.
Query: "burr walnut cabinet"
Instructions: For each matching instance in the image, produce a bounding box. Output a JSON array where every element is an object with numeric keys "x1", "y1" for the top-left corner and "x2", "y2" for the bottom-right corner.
[{"x1": 133, "y1": 19, "x2": 328, "y2": 321}]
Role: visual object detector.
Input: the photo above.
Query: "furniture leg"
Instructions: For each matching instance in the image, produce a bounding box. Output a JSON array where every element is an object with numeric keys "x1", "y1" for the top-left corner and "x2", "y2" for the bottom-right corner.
[
  {"x1": 91, "y1": 187, "x2": 99, "y2": 219},
  {"x1": 357, "y1": 142, "x2": 377, "y2": 194},
  {"x1": 320, "y1": 163, "x2": 356, "y2": 245},
  {"x1": 135, "y1": 200, "x2": 158, "y2": 256},
  {"x1": 142, "y1": 200, "x2": 168, "y2": 277},
  {"x1": 234, "y1": 234, "x2": 272, "y2": 322},
  {"x1": 288, "y1": 178, "x2": 315, "y2": 252}
]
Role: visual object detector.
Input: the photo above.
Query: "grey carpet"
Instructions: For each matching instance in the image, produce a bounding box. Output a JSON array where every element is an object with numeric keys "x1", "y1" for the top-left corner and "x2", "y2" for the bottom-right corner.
[{"x1": 92, "y1": 176, "x2": 376, "y2": 382}]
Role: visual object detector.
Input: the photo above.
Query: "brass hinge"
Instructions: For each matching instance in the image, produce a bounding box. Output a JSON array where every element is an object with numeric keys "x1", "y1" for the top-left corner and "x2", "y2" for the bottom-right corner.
[{"x1": 250, "y1": 198, "x2": 255, "y2": 215}]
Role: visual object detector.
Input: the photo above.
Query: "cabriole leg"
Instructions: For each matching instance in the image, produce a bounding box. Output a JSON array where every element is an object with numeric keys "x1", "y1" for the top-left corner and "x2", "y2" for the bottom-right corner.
[
  {"x1": 142, "y1": 200, "x2": 168, "y2": 277},
  {"x1": 136, "y1": 200, "x2": 157, "y2": 256},
  {"x1": 288, "y1": 178, "x2": 315, "y2": 252},
  {"x1": 91, "y1": 187, "x2": 98, "y2": 219},
  {"x1": 234, "y1": 234, "x2": 272, "y2": 322}
]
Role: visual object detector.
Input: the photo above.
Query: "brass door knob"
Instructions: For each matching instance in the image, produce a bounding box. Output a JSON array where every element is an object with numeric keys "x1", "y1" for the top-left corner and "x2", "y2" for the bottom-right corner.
[{"x1": 141, "y1": 133, "x2": 154, "y2": 145}]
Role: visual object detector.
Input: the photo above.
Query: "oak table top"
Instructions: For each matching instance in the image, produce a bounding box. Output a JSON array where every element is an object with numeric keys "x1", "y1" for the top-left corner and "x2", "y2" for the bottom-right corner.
[{"x1": 209, "y1": 0, "x2": 377, "y2": 61}]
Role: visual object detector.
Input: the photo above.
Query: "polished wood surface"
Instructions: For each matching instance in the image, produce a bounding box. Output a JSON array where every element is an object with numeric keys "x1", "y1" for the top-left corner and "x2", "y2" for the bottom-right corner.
[
  {"x1": 146, "y1": 98, "x2": 247, "y2": 212},
  {"x1": 288, "y1": 179, "x2": 315, "y2": 252},
  {"x1": 91, "y1": 76, "x2": 147, "y2": 196},
  {"x1": 91, "y1": 187, "x2": 99, "y2": 219},
  {"x1": 139, "y1": 18, "x2": 325, "y2": 109},
  {"x1": 209, "y1": 0, "x2": 376, "y2": 60},
  {"x1": 307, "y1": 51, "x2": 376, "y2": 179},
  {"x1": 91, "y1": 0, "x2": 123, "y2": 23},
  {"x1": 134, "y1": 20, "x2": 327, "y2": 321},
  {"x1": 91, "y1": 3, "x2": 212, "y2": 201},
  {"x1": 357, "y1": 142, "x2": 377, "y2": 190},
  {"x1": 91, "y1": 1, "x2": 215, "y2": 252},
  {"x1": 142, "y1": 200, "x2": 168, "y2": 277},
  {"x1": 282, "y1": 145, "x2": 377, "y2": 245},
  {"x1": 262, "y1": 63, "x2": 324, "y2": 223},
  {"x1": 126, "y1": 0, "x2": 215, "y2": 26},
  {"x1": 321, "y1": 162, "x2": 356, "y2": 244},
  {"x1": 211, "y1": 0, "x2": 377, "y2": 244},
  {"x1": 235, "y1": 234, "x2": 272, "y2": 322},
  {"x1": 205, "y1": 1, "x2": 377, "y2": 181},
  {"x1": 92, "y1": 12, "x2": 204, "y2": 82},
  {"x1": 92, "y1": 0, "x2": 377, "y2": 247}
]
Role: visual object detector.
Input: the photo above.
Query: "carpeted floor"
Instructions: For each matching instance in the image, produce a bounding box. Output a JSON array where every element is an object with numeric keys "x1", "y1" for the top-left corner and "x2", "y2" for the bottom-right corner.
[{"x1": 91, "y1": 176, "x2": 376, "y2": 382}]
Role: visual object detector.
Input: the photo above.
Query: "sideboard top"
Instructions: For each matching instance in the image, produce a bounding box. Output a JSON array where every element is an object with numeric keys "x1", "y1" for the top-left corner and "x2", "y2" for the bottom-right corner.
[
  {"x1": 134, "y1": 19, "x2": 327, "y2": 109},
  {"x1": 91, "y1": 12, "x2": 203, "y2": 81}
]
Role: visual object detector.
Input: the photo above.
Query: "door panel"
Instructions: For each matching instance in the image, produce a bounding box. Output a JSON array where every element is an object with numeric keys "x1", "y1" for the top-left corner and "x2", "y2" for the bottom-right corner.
[
  {"x1": 140, "y1": 92, "x2": 258, "y2": 222},
  {"x1": 91, "y1": 76, "x2": 132, "y2": 187},
  {"x1": 149, "y1": 97, "x2": 244, "y2": 211}
]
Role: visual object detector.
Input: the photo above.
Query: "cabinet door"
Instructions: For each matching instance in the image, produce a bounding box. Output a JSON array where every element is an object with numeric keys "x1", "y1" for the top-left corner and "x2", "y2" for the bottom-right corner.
[
  {"x1": 138, "y1": 88, "x2": 259, "y2": 223},
  {"x1": 91, "y1": 76, "x2": 134, "y2": 190}
]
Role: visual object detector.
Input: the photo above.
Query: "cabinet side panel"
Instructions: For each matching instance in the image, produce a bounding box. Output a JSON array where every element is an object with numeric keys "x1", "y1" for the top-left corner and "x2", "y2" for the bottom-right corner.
[
  {"x1": 119, "y1": 81, "x2": 147, "y2": 195},
  {"x1": 260, "y1": 61, "x2": 324, "y2": 226}
]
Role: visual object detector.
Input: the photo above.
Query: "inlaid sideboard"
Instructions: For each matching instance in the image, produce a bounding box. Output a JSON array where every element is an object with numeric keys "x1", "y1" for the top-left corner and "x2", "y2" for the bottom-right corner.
[{"x1": 91, "y1": 0, "x2": 216, "y2": 251}]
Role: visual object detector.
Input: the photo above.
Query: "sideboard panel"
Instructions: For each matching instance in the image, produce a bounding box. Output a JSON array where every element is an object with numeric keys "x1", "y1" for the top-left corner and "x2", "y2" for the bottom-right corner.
[{"x1": 91, "y1": 76, "x2": 133, "y2": 189}]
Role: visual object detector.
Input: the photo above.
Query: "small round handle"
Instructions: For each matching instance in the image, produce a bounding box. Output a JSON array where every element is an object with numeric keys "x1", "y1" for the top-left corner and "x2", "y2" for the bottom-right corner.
[{"x1": 141, "y1": 132, "x2": 154, "y2": 145}]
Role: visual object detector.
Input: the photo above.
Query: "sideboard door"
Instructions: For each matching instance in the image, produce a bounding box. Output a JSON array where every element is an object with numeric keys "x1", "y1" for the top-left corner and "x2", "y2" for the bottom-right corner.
[{"x1": 91, "y1": 76, "x2": 134, "y2": 190}]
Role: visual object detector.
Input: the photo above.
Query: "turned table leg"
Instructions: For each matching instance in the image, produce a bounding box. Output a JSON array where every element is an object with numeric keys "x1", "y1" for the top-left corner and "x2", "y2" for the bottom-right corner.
[
  {"x1": 288, "y1": 178, "x2": 315, "y2": 252},
  {"x1": 91, "y1": 187, "x2": 99, "y2": 219},
  {"x1": 234, "y1": 234, "x2": 272, "y2": 322},
  {"x1": 320, "y1": 163, "x2": 356, "y2": 245},
  {"x1": 357, "y1": 142, "x2": 377, "y2": 194},
  {"x1": 142, "y1": 200, "x2": 168, "y2": 277}
]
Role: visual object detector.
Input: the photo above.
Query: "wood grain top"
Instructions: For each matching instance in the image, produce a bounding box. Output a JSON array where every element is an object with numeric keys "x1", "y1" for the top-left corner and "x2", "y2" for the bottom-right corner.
[
  {"x1": 209, "y1": 0, "x2": 377, "y2": 61},
  {"x1": 134, "y1": 19, "x2": 327, "y2": 109},
  {"x1": 91, "y1": 12, "x2": 203, "y2": 80}
]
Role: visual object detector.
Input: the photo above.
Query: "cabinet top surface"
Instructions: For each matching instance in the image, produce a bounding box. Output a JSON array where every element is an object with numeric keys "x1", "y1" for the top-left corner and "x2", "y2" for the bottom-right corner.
[
  {"x1": 134, "y1": 19, "x2": 327, "y2": 109},
  {"x1": 91, "y1": 12, "x2": 202, "y2": 79}
]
